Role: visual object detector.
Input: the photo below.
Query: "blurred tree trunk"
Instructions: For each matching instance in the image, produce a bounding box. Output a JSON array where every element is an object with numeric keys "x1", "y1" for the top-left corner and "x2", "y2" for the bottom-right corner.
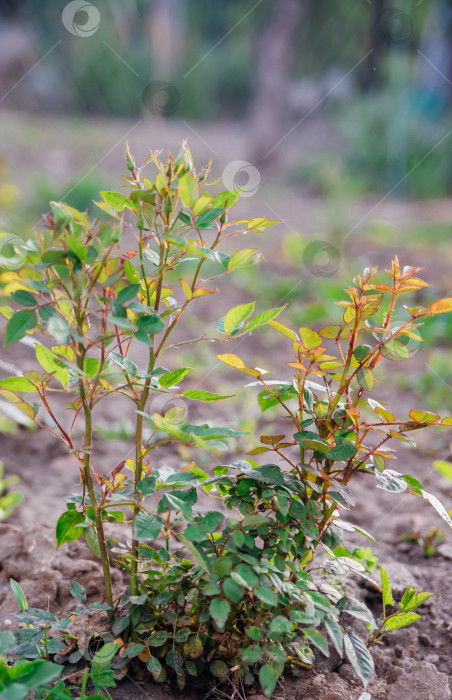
[
  {"x1": 147, "y1": 0, "x2": 185, "y2": 80},
  {"x1": 359, "y1": 0, "x2": 386, "y2": 91},
  {"x1": 249, "y1": 0, "x2": 305, "y2": 164}
]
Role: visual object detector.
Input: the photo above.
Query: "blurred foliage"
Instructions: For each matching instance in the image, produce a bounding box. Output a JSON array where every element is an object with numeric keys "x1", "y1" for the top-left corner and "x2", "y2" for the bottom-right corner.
[{"x1": 396, "y1": 351, "x2": 452, "y2": 411}]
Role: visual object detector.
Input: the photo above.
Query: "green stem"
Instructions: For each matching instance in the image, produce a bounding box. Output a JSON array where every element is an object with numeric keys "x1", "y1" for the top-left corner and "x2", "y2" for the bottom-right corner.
[{"x1": 75, "y1": 308, "x2": 114, "y2": 618}]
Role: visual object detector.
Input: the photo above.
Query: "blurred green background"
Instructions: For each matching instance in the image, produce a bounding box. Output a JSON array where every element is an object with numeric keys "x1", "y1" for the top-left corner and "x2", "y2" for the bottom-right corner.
[{"x1": 1, "y1": 0, "x2": 452, "y2": 419}]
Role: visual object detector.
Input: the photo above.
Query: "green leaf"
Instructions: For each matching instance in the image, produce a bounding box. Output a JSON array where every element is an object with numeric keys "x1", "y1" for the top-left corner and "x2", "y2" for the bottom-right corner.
[
  {"x1": 357, "y1": 367, "x2": 374, "y2": 390},
  {"x1": 178, "y1": 174, "x2": 199, "y2": 209},
  {"x1": 100, "y1": 191, "x2": 132, "y2": 211},
  {"x1": 7, "y1": 658, "x2": 62, "y2": 690},
  {"x1": 209, "y1": 660, "x2": 228, "y2": 678},
  {"x1": 69, "y1": 580, "x2": 87, "y2": 602},
  {"x1": 197, "y1": 511, "x2": 224, "y2": 533},
  {"x1": 255, "y1": 586, "x2": 277, "y2": 607},
  {"x1": 259, "y1": 664, "x2": 278, "y2": 697},
  {"x1": 147, "y1": 630, "x2": 169, "y2": 647},
  {"x1": 166, "y1": 648, "x2": 184, "y2": 675},
  {"x1": 242, "y1": 307, "x2": 284, "y2": 335},
  {"x1": 223, "y1": 302, "x2": 255, "y2": 336},
  {"x1": 91, "y1": 642, "x2": 119, "y2": 665},
  {"x1": 0, "y1": 630, "x2": 14, "y2": 654},
  {"x1": 175, "y1": 532, "x2": 210, "y2": 573},
  {"x1": 354, "y1": 344, "x2": 371, "y2": 362},
  {"x1": 223, "y1": 577, "x2": 244, "y2": 603},
  {"x1": 324, "y1": 618, "x2": 344, "y2": 656},
  {"x1": 133, "y1": 512, "x2": 163, "y2": 541},
  {"x1": 11, "y1": 290, "x2": 36, "y2": 307},
  {"x1": 4, "y1": 310, "x2": 37, "y2": 346},
  {"x1": 403, "y1": 591, "x2": 433, "y2": 611},
  {"x1": 344, "y1": 632, "x2": 374, "y2": 688},
  {"x1": 304, "y1": 627, "x2": 329, "y2": 655},
  {"x1": 196, "y1": 208, "x2": 223, "y2": 229},
  {"x1": 110, "y1": 351, "x2": 137, "y2": 377},
  {"x1": 182, "y1": 390, "x2": 233, "y2": 402},
  {"x1": 270, "y1": 615, "x2": 292, "y2": 634},
  {"x1": 209, "y1": 598, "x2": 230, "y2": 632},
  {"x1": 245, "y1": 626, "x2": 264, "y2": 642},
  {"x1": 385, "y1": 612, "x2": 420, "y2": 630},
  {"x1": 84, "y1": 526, "x2": 101, "y2": 558},
  {"x1": 380, "y1": 566, "x2": 394, "y2": 607},
  {"x1": 116, "y1": 284, "x2": 140, "y2": 304},
  {"x1": 10, "y1": 579, "x2": 27, "y2": 610},
  {"x1": 159, "y1": 368, "x2": 193, "y2": 388},
  {"x1": 380, "y1": 339, "x2": 409, "y2": 361},
  {"x1": 35, "y1": 344, "x2": 68, "y2": 386},
  {"x1": 56, "y1": 510, "x2": 84, "y2": 547},
  {"x1": 147, "y1": 654, "x2": 163, "y2": 680},
  {"x1": 0, "y1": 377, "x2": 36, "y2": 392},
  {"x1": 66, "y1": 236, "x2": 87, "y2": 260},
  {"x1": 326, "y1": 443, "x2": 357, "y2": 461},
  {"x1": 47, "y1": 315, "x2": 70, "y2": 344},
  {"x1": 136, "y1": 313, "x2": 164, "y2": 334}
]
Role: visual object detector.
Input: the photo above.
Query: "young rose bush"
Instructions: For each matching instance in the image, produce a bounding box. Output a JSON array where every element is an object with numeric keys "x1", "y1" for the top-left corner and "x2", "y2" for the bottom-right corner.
[{"x1": 2, "y1": 145, "x2": 452, "y2": 698}]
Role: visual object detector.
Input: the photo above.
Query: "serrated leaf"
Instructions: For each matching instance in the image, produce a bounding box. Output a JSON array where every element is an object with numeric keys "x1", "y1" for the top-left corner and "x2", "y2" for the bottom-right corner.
[{"x1": 344, "y1": 632, "x2": 374, "y2": 688}]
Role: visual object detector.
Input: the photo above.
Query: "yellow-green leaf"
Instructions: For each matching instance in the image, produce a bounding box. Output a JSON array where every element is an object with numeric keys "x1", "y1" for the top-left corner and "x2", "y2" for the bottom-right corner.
[
  {"x1": 433, "y1": 460, "x2": 452, "y2": 483},
  {"x1": 409, "y1": 409, "x2": 440, "y2": 424},
  {"x1": 178, "y1": 174, "x2": 199, "y2": 209}
]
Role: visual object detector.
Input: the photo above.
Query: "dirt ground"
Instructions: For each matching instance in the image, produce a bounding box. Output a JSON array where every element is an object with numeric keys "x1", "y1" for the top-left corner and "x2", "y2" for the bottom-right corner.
[{"x1": 1, "y1": 112, "x2": 452, "y2": 698}]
